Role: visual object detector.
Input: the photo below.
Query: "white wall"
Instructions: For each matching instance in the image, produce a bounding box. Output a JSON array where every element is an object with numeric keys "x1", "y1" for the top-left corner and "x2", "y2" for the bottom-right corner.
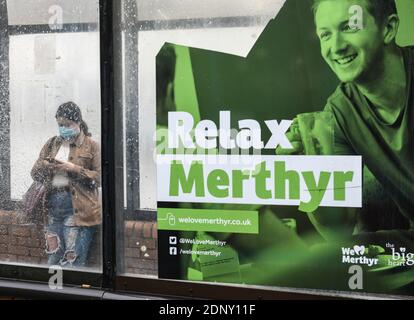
[
  {"x1": 6, "y1": 0, "x2": 99, "y2": 25},
  {"x1": 137, "y1": 0, "x2": 284, "y2": 20}
]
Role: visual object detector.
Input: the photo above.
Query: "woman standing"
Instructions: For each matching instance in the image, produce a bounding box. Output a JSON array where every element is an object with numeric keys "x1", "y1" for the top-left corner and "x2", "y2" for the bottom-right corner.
[{"x1": 31, "y1": 102, "x2": 101, "y2": 268}]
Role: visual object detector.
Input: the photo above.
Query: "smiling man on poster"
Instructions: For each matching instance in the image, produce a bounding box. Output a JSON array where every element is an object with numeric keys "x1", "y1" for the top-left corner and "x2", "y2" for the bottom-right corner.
[{"x1": 280, "y1": 0, "x2": 414, "y2": 243}]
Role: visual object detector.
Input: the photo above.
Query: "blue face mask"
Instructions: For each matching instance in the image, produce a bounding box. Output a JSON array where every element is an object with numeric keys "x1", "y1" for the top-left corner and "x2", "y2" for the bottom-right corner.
[{"x1": 59, "y1": 126, "x2": 79, "y2": 140}]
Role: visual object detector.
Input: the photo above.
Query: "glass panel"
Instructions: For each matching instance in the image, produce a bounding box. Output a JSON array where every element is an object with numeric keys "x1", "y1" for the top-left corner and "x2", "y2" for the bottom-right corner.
[
  {"x1": 116, "y1": 0, "x2": 284, "y2": 278},
  {"x1": 118, "y1": 0, "x2": 414, "y2": 298},
  {"x1": 0, "y1": 0, "x2": 102, "y2": 271}
]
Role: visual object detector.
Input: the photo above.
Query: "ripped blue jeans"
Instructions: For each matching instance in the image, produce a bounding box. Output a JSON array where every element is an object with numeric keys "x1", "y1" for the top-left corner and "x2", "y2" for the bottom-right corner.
[{"x1": 46, "y1": 191, "x2": 97, "y2": 268}]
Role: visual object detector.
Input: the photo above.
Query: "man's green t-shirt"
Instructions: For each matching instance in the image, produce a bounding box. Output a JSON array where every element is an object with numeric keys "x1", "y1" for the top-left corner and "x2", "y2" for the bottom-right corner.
[{"x1": 324, "y1": 46, "x2": 414, "y2": 227}]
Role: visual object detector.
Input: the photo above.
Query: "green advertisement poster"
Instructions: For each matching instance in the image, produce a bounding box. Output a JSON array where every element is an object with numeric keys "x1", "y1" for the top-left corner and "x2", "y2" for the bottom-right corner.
[{"x1": 156, "y1": 0, "x2": 414, "y2": 295}]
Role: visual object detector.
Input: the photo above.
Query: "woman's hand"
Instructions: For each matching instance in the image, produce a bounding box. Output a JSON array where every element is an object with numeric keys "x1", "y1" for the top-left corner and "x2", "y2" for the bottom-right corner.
[{"x1": 55, "y1": 160, "x2": 79, "y2": 173}]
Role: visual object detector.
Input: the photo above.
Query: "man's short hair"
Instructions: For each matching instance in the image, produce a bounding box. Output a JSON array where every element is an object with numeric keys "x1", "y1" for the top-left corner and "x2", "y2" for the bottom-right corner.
[{"x1": 312, "y1": 0, "x2": 397, "y2": 26}]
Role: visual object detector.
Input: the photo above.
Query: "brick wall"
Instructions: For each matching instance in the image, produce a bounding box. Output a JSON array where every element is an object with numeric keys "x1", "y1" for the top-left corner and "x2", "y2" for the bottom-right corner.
[
  {"x1": 0, "y1": 210, "x2": 47, "y2": 265},
  {"x1": 0, "y1": 210, "x2": 100, "y2": 268},
  {"x1": 123, "y1": 220, "x2": 158, "y2": 276},
  {"x1": 0, "y1": 210, "x2": 158, "y2": 276}
]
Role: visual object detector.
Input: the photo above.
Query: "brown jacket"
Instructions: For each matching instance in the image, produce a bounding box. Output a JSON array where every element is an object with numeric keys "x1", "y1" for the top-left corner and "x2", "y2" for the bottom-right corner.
[{"x1": 31, "y1": 131, "x2": 101, "y2": 226}]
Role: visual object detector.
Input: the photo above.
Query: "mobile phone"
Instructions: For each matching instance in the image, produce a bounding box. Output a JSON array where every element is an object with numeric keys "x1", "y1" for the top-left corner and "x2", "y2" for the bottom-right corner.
[{"x1": 47, "y1": 157, "x2": 64, "y2": 164}]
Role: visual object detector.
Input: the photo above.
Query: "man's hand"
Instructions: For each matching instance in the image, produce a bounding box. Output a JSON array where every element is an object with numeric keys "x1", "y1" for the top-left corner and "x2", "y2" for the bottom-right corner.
[{"x1": 275, "y1": 118, "x2": 304, "y2": 155}]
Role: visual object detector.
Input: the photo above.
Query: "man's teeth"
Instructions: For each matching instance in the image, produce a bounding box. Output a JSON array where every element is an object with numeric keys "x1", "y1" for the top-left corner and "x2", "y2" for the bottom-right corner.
[{"x1": 335, "y1": 55, "x2": 357, "y2": 65}]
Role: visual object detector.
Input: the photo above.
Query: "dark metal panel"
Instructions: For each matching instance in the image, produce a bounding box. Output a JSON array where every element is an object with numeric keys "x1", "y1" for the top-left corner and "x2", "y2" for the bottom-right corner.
[
  {"x1": 115, "y1": 276, "x2": 343, "y2": 300},
  {"x1": 0, "y1": 279, "x2": 104, "y2": 300},
  {"x1": 135, "y1": 15, "x2": 273, "y2": 31},
  {"x1": 0, "y1": 279, "x2": 166, "y2": 300},
  {"x1": 99, "y1": 0, "x2": 116, "y2": 290},
  {"x1": 0, "y1": 264, "x2": 101, "y2": 287},
  {"x1": 115, "y1": 276, "x2": 413, "y2": 300},
  {"x1": 8, "y1": 23, "x2": 98, "y2": 35}
]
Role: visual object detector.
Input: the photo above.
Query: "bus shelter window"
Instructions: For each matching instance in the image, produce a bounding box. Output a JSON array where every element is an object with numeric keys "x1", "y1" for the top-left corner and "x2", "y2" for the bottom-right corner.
[{"x1": 0, "y1": 0, "x2": 102, "y2": 271}]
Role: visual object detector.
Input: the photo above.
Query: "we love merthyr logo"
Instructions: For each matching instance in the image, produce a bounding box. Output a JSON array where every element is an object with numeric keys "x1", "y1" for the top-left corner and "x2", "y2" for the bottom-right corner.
[
  {"x1": 353, "y1": 245, "x2": 365, "y2": 255},
  {"x1": 341, "y1": 245, "x2": 378, "y2": 267}
]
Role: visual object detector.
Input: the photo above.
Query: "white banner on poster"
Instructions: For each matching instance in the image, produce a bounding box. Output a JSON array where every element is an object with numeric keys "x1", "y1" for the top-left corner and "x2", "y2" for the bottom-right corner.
[{"x1": 157, "y1": 154, "x2": 362, "y2": 212}]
